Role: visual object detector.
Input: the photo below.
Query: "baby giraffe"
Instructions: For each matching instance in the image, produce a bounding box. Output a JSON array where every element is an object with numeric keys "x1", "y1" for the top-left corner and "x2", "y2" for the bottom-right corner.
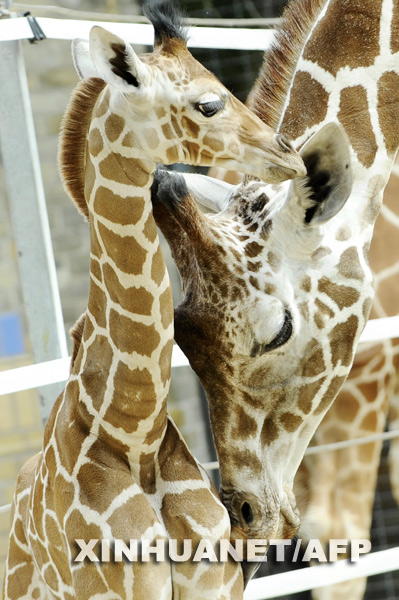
[{"x1": 3, "y1": 4, "x2": 305, "y2": 600}]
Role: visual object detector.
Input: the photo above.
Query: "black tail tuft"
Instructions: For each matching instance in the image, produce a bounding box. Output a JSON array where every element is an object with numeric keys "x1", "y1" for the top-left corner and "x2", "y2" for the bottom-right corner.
[{"x1": 143, "y1": 1, "x2": 188, "y2": 46}]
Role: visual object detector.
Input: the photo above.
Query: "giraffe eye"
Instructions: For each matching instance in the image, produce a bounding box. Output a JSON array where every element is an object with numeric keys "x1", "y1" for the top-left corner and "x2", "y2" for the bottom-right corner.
[
  {"x1": 250, "y1": 309, "x2": 293, "y2": 357},
  {"x1": 268, "y1": 309, "x2": 293, "y2": 351},
  {"x1": 195, "y1": 99, "x2": 224, "y2": 117}
]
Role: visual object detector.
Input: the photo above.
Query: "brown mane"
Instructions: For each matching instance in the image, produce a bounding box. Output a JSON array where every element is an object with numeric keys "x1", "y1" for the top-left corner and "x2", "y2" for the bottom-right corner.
[
  {"x1": 69, "y1": 312, "x2": 86, "y2": 370},
  {"x1": 247, "y1": 0, "x2": 327, "y2": 129},
  {"x1": 58, "y1": 77, "x2": 106, "y2": 221}
]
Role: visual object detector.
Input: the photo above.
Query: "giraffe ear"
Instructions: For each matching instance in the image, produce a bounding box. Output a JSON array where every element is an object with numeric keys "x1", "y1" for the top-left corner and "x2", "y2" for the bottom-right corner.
[
  {"x1": 295, "y1": 122, "x2": 353, "y2": 226},
  {"x1": 72, "y1": 39, "x2": 99, "y2": 80},
  {"x1": 88, "y1": 26, "x2": 151, "y2": 91},
  {"x1": 178, "y1": 173, "x2": 238, "y2": 212}
]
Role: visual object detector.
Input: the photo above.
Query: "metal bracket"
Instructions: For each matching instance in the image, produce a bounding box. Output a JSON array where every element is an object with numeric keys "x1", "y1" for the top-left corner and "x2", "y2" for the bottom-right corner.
[{"x1": 23, "y1": 12, "x2": 46, "y2": 43}]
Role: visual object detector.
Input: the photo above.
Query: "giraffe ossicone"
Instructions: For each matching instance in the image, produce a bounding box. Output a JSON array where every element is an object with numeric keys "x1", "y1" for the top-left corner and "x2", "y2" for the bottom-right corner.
[
  {"x1": 152, "y1": 0, "x2": 399, "y2": 583},
  {"x1": 4, "y1": 3, "x2": 306, "y2": 599}
]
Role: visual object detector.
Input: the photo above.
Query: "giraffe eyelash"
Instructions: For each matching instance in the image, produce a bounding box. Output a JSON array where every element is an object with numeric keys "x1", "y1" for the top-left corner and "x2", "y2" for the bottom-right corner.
[
  {"x1": 195, "y1": 99, "x2": 225, "y2": 117},
  {"x1": 250, "y1": 309, "x2": 293, "y2": 357}
]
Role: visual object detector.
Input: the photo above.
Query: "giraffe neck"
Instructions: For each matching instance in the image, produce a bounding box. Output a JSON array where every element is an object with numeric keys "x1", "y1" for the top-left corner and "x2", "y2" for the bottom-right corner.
[
  {"x1": 70, "y1": 88, "x2": 173, "y2": 463},
  {"x1": 252, "y1": 0, "x2": 399, "y2": 479},
  {"x1": 256, "y1": 0, "x2": 399, "y2": 236}
]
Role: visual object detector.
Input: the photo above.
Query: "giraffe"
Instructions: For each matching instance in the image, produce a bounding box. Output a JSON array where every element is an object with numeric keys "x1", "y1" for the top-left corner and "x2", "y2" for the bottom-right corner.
[
  {"x1": 208, "y1": 1, "x2": 399, "y2": 597},
  {"x1": 210, "y1": 1, "x2": 399, "y2": 597},
  {"x1": 295, "y1": 168, "x2": 399, "y2": 600},
  {"x1": 3, "y1": 4, "x2": 306, "y2": 599},
  {"x1": 150, "y1": 0, "x2": 399, "y2": 587}
]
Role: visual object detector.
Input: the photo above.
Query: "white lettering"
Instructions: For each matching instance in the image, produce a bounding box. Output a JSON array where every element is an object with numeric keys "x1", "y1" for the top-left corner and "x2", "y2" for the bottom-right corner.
[
  {"x1": 329, "y1": 539, "x2": 348, "y2": 561},
  {"x1": 101, "y1": 539, "x2": 111, "y2": 562},
  {"x1": 193, "y1": 539, "x2": 218, "y2": 562},
  {"x1": 269, "y1": 539, "x2": 291, "y2": 561},
  {"x1": 74, "y1": 539, "x2": 99, "y2": 562},
  {"x1": 168, "y1": 539, "x2": 192, "y2": 562},
  {"x1": 246, "y1": 540, "x2": 267, "y2": 562},
  {"x1": 350, "y1": 539, "x2": 371, "y2": 561},
  {"x1": 219, "y1": 539, "x2": 244, "y2": 562},
  {"x1": 141, "y1": 539, "x2": 166, "y2": 562},
  {"x1": 114, "y1": 539, "x2": 138, "y2": 562},
  {"x1": 302, "y1": 539, "x2": 327, "y2": 562}
]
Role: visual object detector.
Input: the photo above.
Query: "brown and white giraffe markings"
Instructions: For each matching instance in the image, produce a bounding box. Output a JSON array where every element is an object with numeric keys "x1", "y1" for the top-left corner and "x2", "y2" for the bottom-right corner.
[
  {"x1": 272, "y1": 2, "x2": 399, "y2": 598},
  {"x1": 152, "y1": 122, "x2": 357, "y2": 546},
  {"x1": 151, "y1": 0, "x2": 399, "y2": 587},
  {"x1": 4, "y1": 5, "x2": 307, "y2": 599}
]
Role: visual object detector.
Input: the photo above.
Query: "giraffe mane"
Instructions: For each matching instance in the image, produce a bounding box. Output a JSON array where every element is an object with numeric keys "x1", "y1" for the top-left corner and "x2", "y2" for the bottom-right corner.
[
  {"x1": 58, "y1": 77, "x2": 106, "y2": 221},
  {"x1": 247, "y1": 0, "x2": 327, "y2": 129},
  {"x1": 69, "y1": 312, "x2": 86, "y2": 370},
  {"x1": 143, "y1": 1, "x2": 188, "y2": 49}
]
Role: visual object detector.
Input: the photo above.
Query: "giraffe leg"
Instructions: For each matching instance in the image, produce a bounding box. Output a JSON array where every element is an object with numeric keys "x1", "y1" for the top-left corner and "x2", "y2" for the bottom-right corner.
[
  {"x1": 388, "y1": 389, "x2": 399, "y2": 505},
  {"x1": 298, "y1": 449, "x2": 369, "y2": 600},
  {"x1": 299, "y1": 451, "x2": 335, "y2": 542},
  {"x1": 298, "y1": 340, "x2": 398, "y2": 600},
  {"x1": 4, "y1": 500, "x2": 50, "y2": 600},
  {"x1": 304, "y1": 442, "x2": 379, "y2": 600},
  {"x1": 387, "y1": 342, "x2": 399, "y2": 506},
  {"x1": 312, "y1": 578, "x2": 367, "y2": 600}
]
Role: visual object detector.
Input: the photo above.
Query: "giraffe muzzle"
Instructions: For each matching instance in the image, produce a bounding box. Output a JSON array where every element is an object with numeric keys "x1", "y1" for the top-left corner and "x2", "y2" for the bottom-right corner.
[
  {"x1": 221, "y1": 486, "x2": 301, "y2": 541},
  {"x1": 221, "y1": 487, "x2": 301, "y2": 586},
  {"x1": 250, "y1": 134, "x2": 307, "y2": 183},
  {"x1": 221, "y1": 489, "x2": 278, "y2": 536},
  {"x1": 275, "y1": 133, "x2": 295, "y2": 153},
  {"x1": 270, "y1": 134, "x2": 307, "y2": 178}
]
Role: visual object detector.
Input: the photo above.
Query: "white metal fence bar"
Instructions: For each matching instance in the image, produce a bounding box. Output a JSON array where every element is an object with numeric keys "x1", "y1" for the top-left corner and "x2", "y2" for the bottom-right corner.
[
  {"x1": 0, "y1": 38, "x2": 68, "y2": 423},
  {"x1": 0, "y1": 345, "x2": 189, "y2": 396},
  {"x1": 360, "y1": 315, "x2": 399, "y2": 343},
  {"x1": 0, "y1": 357, "x2": 70, "y2": 396},
  {"x1": 304, "y1": 428, "x2": 399, "y2": 455},
  {"x1": 1, "y1": 316, "x2": 398, "y2": 397},
  {"x1": 202, "y1": 429, "x2": 399, "y2": 471},
  {"x1": 0, "y1": 15, "x2": 275, "y2": 50},
  {"x1": 11, "y1": 4, "x2": 279, "y2": 27},
  {"x1": 244, "y1": 547, "x2": 399, "y2": 600}
]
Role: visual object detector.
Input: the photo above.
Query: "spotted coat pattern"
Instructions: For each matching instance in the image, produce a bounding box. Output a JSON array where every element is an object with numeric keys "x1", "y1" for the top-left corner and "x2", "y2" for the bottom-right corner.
[
  {"x1": 3, "y1": 13, "x2": 305, "y2": 599},
  {"x1": 152, "y1": 0, "x2": 399, "y2": 579}
]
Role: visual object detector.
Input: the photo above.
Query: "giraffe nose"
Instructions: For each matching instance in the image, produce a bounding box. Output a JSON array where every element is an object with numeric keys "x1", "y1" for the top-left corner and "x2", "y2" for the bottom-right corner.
[
  {"x1": 223, "y1": 490, "x2": 263, "y2": 530},
  {"x1": 263, "y1": 134, "x2": 306, "y2": 180},
  {"x1": 240, "y1": 501, "x2": 254, "y2": 526},
  {"x1": 275, "y1": 133, "x2": 295, "y2": 153}
]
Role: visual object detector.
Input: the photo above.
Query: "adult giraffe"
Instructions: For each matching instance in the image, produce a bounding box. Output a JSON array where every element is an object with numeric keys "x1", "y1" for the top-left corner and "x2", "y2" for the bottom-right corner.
[
  {"x1": 209, "y1": 1, "x2": 399, "y2": 597},
  {"x1": 151, "y1": 0, "x2": 399, "y2": 589},
  {"x1": 3, "y1": 4, "x2": 305, "y2": 600}
]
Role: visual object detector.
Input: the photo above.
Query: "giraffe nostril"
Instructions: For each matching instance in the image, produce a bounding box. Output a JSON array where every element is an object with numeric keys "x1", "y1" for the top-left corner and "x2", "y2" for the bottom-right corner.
[
  {"x1": 276, "y1": 134, "x2": 294, "y2": 153},
  {"x1": 240, "y1": 501, "x2": 254, "y2": 526}
]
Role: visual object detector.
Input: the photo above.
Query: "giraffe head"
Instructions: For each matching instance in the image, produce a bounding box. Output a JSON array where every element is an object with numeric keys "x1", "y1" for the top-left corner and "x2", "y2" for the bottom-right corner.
[
  {"x1": 71, "y1": 3, "x2": 305, "y2": 183},
  {"x1": 151, "y1": 122, "x2": 369, "y2": 545}
]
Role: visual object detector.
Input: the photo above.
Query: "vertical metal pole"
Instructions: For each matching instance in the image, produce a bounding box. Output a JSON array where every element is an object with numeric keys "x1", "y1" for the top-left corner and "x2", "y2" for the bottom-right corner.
[{"x1": 0, "y1": 39, "x2": 68, "y2": 424}]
